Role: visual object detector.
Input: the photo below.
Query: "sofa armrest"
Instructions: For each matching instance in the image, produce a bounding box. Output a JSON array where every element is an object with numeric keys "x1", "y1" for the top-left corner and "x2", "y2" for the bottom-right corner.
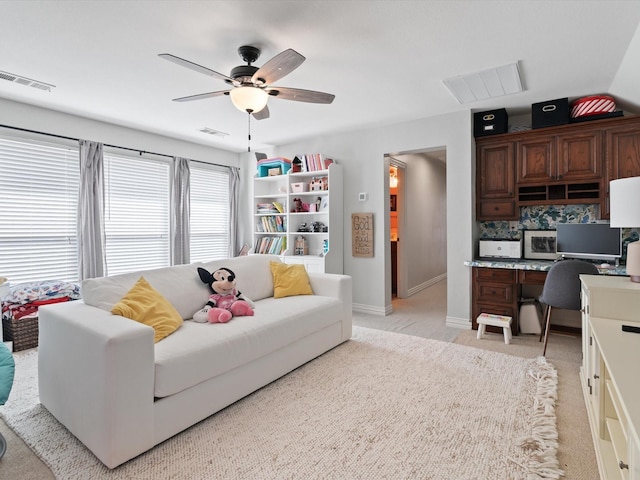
[
  {"x1": 38, "y1": 300, "x2": 156, "y2": 468},
  {"x1": 308, "y1": 273, "x2": 352, "y2": 341}
]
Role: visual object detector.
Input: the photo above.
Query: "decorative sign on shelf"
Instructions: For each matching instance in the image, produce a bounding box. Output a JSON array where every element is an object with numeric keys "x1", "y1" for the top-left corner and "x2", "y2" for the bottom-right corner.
[{"x1": 352, "y1": 213, "x2": 373, "y2": 257}]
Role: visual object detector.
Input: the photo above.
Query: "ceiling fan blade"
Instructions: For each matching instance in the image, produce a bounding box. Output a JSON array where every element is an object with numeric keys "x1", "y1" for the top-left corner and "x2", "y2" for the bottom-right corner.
[
  {"x1": 172, "y1": 90, "x2": 230, "y2": 102},
  {"x1": 251, "y1": 49, "x2": 305, "y2": 85},
  {"x1": 159, "y1": 53, "x2": 236, "y2": 84},
  {"x1": 253, "y1": 105, "x2": 270, "y2": 120},
  {"x1": 266, "y1": 87, "x2": 335, "y2": 104}
]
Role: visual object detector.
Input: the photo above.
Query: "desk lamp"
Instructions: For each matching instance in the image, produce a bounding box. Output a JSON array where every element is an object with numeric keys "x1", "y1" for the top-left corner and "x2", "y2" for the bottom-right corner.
[{"x1": 610, "y1": 176, "x2": 640, "y2": 282}]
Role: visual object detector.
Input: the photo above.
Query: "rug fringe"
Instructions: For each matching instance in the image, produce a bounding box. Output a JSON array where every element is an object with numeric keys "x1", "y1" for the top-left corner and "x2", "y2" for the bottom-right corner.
[{"x1": 517, "y1": 356, "x2": 564, "y2": 479}]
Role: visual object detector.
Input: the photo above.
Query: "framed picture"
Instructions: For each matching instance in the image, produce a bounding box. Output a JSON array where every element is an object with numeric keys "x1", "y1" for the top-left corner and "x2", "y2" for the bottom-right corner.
[
  {"x1": 390, "y1": 195, "x2": 397, "y2": 212},
  {"x1": 523, "y1": 230, "x2": 559, "y2": 260}
]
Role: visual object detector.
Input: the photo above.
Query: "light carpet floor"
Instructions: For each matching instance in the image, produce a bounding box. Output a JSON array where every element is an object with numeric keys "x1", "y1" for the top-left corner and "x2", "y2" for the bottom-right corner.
[{"x1": 1, "y1": 326, "x2": 561, "y2": 480}]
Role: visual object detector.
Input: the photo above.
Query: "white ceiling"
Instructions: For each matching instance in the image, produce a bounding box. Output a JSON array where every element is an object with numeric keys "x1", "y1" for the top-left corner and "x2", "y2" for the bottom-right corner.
[{"x1": 1, "y1": 1, "x2": 640, "y2": 153}]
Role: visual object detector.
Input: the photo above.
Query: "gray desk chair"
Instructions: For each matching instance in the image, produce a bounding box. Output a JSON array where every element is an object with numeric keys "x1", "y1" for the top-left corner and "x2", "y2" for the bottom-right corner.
[{"x1": 539, "y1": 259, "x2": 599, "y2": 356}]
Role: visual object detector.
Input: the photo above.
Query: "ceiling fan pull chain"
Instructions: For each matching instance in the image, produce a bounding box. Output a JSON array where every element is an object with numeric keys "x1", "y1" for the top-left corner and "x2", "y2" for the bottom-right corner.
[{"x1": 247, "y1": 112, "x2": 251, "y2": 152}]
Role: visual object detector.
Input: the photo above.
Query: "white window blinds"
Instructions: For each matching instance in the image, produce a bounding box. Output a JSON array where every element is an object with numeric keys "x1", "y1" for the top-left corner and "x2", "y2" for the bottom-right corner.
[
  {"x1": 104, "y1": 153, "x2": 170, "y2": 275},
  {"x1": 0, "y1": 137, "x2": 80, "y2": 283},
  {"x1": 190, "y1": 163, "x2": 230, "y2": 262}
]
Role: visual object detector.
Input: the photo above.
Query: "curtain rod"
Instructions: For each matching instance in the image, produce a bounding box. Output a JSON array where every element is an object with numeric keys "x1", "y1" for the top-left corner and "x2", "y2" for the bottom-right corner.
[{"x1": 0, "y1": 124, "x2": 228, "y2": 167}]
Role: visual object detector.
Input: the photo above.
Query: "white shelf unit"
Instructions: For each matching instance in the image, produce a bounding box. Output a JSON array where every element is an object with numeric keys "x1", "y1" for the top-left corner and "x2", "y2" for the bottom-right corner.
[
  {"x1": 580, "y1": 275, "x2": 640, "y2": 480},
  {"x1": 252, "y1": 163, "x2": 343, "y2": 274}
]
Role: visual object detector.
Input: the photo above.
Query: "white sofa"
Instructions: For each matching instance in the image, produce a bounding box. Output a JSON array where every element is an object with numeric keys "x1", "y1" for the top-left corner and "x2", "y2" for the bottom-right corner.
[{"x1": 38, "y1": 255, "x2": 352, "y2": 469}]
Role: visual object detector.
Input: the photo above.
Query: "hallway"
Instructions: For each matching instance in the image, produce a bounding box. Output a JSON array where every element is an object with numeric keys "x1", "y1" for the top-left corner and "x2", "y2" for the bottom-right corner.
[{"x1": 353, "y1": 279, "x2": 458, "y2": 342}]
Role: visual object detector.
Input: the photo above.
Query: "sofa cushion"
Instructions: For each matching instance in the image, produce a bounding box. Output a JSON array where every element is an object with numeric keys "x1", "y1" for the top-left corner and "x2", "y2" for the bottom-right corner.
[
  {"x1": 153, "y1": 294, "x2": 343, "y2": 397},
  {"x1": 269, "y1": 261, "x2": 313, "y2": 298},
  {"x1": 82, "y1": 263, "x2": 210, "y2": 320},
  {"x1": 201, "y1": 255, "x2": 279, "y2": 302},
  {"x1": 111, "y1": 277, "x2": 183, "y2": 343}
]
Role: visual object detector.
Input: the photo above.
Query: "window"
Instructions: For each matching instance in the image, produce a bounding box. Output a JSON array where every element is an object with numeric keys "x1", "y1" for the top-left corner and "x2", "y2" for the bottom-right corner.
[
  {"x1": 190, "y1": 163, "x2": 230, "y2": 262},
  {"x1": 104, "y1": 153, "x2": 170, "y2": 275},
  {"x1": 0, "y1": 136, "x2": 80, "y2": 283}
]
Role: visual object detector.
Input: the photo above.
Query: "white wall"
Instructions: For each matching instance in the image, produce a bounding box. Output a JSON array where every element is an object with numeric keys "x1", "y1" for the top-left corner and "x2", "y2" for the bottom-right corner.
[
  {"x1": 401, "y1": 153, "x2": 447, "y2": 292},
  {"x1": 0, "y1": 98, "x2": 239, "y2": 166},
  {"x1": 241, "y1": 111, "x2": 474, "y2": 327}
]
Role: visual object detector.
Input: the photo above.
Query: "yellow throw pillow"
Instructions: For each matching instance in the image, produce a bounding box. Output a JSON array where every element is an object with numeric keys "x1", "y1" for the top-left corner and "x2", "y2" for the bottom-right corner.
[
  {"x1": 111, "y1": 276, "x2": 183, "y2": 343},
  {"x1": 270, "y1": 261, "x2": 314, "y2": 299}
]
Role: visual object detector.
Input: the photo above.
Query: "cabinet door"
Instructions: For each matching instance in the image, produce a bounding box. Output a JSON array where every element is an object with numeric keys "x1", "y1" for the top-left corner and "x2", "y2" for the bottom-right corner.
[
  {"x1": 476, "y1": 142, "x2": 517, "y2": 220},
  {"x1": 607, "y1": 124, "x2": 640, "y2": 180},
  {"x1": 477, "y1": 142, "x2": 515, "y2": 199},
  {"x1": 558, "y1": 130, "x2": 602, "y2": 181},
  {"x1": 603, "y1": 123, "x2": 640, "y2": 218},
  {"x1": 517, "y1": 137, "x2": 556, "y2": 183}
]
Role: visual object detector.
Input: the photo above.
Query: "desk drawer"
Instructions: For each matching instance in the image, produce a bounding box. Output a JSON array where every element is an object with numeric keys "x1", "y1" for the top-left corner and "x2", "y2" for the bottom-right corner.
[
  {"x1": 475, "y1": 282, "x2": 516, "y2": 305},
  {"x1": 518, "y1": 270, "x2": 548, "y2": 285},
  {"x1": 474, "y1": 267, "x2": 517, "y2": 283}
]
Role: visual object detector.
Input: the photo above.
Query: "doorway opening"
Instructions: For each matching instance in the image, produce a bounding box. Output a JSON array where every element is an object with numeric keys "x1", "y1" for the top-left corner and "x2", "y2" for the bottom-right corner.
[{"x1": 386, "y1": 148, "x2": 447, "y2": 309}]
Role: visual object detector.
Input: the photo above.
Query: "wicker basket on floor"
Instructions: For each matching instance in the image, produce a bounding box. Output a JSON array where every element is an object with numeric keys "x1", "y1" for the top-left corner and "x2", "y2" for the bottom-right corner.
[{"x1": 2, "y1": 315, "x2": 39, "y2": 352}]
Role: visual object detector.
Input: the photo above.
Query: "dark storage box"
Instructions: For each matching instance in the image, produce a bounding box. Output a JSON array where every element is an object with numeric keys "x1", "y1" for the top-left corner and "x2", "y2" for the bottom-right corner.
[
  {"x1": 2, "y1": 315, "x2": 39, "y2": 352},
  {"x1": 532, "y1": 98, "x2": 569, "y2": 129},
  {"x1": 474, "y1": 108, "x2": 508, "y2": 137}
]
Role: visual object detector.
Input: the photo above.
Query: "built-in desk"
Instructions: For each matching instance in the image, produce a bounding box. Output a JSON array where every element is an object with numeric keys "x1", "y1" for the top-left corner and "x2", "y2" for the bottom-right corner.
[{"x1": 464, "y1": 259, "x2": 627, "y2": 334}]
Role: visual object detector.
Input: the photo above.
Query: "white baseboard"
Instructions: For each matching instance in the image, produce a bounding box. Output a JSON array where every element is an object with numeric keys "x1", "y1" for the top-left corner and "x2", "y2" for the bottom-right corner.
[
  {"x1": 406, "y1": 273, "x2": 447, "y2": 297},
  {"x1": 352, "y1": 303, "x2": 389, "y2": 316},
  {"x1": 446, "y1": 315, "x2": 471, "y2": 329}
]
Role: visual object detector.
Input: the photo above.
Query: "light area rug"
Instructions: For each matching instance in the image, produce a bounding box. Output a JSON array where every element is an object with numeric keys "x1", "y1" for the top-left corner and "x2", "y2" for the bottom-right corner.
[{"x1": 1, "y1": 326, "x2": 563, "y2": 479}]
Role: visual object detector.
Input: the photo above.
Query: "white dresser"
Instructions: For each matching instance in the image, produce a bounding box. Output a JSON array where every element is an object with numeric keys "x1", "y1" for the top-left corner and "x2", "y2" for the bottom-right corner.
[{"x1": 580, "y1": 275, "x2": 640, "y2": 480}]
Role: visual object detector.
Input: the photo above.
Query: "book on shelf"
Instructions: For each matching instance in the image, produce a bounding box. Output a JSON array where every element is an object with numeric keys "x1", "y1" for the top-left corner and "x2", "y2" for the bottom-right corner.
[
  {"x1": 297, "y1": 154, "x2": 335, "y2": 172},
  {"x1": 256, "y1": 215, "x2": 286, "y2": 233},
  {"x1": 256, "y1": 203, "x2": 280, "y2": 214},
  {"x1": 254, "y1": 236, "x2": 286, "y2": 255}
]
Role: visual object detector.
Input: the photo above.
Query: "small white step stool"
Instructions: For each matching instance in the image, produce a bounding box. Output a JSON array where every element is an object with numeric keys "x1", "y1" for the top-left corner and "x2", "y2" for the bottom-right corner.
[{"x1": 477, "y1": 313, "x2": 513, "y2": 345}]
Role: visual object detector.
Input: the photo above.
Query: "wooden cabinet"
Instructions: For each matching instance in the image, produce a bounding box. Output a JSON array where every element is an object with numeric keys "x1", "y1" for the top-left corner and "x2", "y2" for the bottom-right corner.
[
  {"x1": 476, "y1": 141, "x2": 517, "y2": 220},
  {"x1": 517, "y1": 129, "x2": 602, "y2": 184},
  {"x1": 476, "y1": 116, "x2": 640, "y2": 221},
  {"x1": 472, "y1": 267, "x2": 519, "y2": 333},
  {"x1": 516, "y1": 137, "x2": 556, "y2": 184},
  {"x1": 252, "y1": 163, "x2": 343, "y2": 273},
  {"x1": 580, "y1": 275, "x2": 640, "y2": 480},
  {"x1": 603, "y1": 118, "x2": 640, "y2": 218}
]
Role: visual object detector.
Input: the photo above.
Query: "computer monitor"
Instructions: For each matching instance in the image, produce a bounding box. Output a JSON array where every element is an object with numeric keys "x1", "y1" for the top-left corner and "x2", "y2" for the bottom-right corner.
[{"x1": 556, "y1": 223, "x2": 622, "y2": 261}]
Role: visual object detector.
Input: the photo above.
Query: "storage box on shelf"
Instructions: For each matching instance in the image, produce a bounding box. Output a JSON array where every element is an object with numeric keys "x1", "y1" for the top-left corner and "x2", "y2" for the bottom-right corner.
[{"x1": 252, "y1": 162, "x2": 343, "y2": 273}]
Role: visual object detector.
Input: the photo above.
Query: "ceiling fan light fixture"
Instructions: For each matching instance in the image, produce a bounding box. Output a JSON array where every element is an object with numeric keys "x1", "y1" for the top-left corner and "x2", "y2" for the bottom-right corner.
[{"x1": 230, "y1": 86, "x2": 268, "y2": 113}]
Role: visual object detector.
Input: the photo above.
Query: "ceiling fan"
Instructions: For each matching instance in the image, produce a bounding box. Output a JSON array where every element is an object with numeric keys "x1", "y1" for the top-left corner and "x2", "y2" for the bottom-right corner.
[{"x1": 159, "y1": 45, "x2": 335, "y2": 120}]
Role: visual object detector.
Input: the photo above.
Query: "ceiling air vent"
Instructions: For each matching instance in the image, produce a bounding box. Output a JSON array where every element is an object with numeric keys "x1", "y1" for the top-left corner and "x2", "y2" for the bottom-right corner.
[
  {"x1": 0, "y1": 70, "x2": 55, "y2": 92},
  {"x1": 199, "y1": 127, "x2": 229, "y2": 138}
]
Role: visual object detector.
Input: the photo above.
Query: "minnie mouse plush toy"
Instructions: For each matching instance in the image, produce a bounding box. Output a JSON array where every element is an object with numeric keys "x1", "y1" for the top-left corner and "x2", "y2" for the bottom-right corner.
[{"x1": 193, "y1": 267, "x2": 254, "y2": 323}]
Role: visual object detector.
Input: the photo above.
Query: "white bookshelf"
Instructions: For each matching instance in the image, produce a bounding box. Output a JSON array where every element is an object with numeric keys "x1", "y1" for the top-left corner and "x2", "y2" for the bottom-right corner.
[{"x1": 252, "y1": 163, "x2": 343, "y2": 274}]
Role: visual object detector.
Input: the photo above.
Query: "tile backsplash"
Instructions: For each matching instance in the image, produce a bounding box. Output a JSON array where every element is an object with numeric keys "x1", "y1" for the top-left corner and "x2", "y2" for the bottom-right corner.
[{"x1": 478, "y1": 204, "x2": 639, "y2": 261}]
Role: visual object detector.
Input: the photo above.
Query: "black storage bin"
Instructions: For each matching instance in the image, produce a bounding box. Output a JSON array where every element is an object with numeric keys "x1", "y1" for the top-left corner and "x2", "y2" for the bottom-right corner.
[
  {"x1": 532, "y1": 98, "x2": 569, "y2": 129},
  {"x1": 474, "y1": 108, "x2": 508, "y2": 137}
]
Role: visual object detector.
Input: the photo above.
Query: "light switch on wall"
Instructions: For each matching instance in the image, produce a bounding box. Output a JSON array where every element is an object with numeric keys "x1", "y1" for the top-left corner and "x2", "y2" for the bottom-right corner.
[{"x1": 359, "y1": 192, "x2": 367, "y2": 201}]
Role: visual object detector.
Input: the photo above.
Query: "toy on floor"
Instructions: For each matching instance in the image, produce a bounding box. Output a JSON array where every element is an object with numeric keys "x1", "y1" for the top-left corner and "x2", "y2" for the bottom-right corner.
[{"x1": 193, "y1": 267, "x2": 254, "y2": 323}]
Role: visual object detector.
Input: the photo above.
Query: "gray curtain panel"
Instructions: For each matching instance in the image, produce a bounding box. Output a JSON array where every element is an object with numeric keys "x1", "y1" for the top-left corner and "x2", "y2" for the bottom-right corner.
[
  {"x1": 171, "y1": 157, "x2": 190, "y2": 265},
  {"x1": 77, "y1": 139, "x2": 106, "y2": 280},
  {"x1": 229, "y1": 166, "x2": 240, "y2": 257}
]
